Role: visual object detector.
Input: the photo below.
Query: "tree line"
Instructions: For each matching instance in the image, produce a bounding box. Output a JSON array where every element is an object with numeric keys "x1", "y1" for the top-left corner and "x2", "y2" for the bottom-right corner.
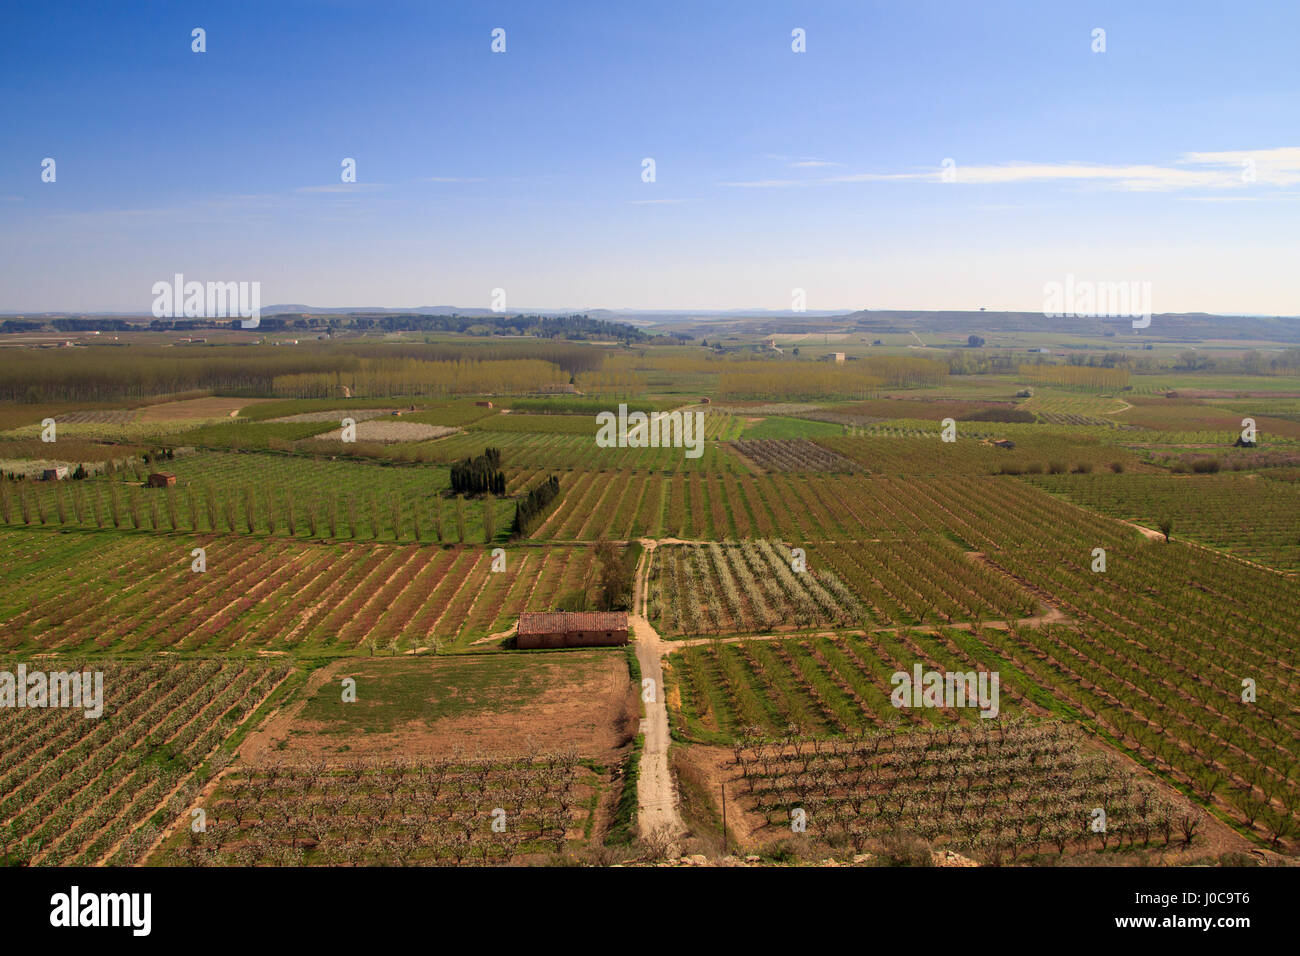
[
  {"x1": 510, "y1": 474, "x2": 560, "y2": 537},
  {"x1": 450, "y1": 447, "x2": 504, "y2": 496}
]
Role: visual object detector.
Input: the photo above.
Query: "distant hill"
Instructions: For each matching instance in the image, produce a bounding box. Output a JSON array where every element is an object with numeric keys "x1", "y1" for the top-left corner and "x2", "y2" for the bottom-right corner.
[
  {"x1": 840, "y1": 310, "x2": 1300, "y2": 342},
  {"x1": 262, "y1": 305, "x2": 497, "y2": 316},
  {"x1": 4, "y1": 306, "x2": 1297, "y2": 342},
  {"x1": 643, "y1": 309, "x2": 1300, "y2": 342}
]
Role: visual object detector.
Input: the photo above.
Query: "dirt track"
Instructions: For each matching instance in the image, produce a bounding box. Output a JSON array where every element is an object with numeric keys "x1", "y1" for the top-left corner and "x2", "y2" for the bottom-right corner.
[{"x1": 631, "y1": 539, "x2": 686, "y2": 841}]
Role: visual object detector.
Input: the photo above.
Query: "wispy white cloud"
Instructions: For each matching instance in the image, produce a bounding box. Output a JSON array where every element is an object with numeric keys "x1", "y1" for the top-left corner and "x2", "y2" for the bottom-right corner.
[
  {"x1": 627, "y1": 198, "x2": 687, "y2": 205},
  {"x1": 1181, "y1": 191, "x2": 1300, "y2": 202},
  {"x1": 722, "y1": 147, "x2": 1300, "y2": 193},
  {"x1": 295, "y1": 182, "x2": 389, "y2": 194},
  {"x1": 790, "y1": 159, "x2": 842, "y2": 168},
  {"x1": 717, "y1": 178, "x2": 808, "y2": 188}
]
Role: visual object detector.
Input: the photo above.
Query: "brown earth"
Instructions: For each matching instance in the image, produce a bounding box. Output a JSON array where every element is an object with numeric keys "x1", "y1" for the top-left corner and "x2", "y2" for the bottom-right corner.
[
  {"x1": 237, "y1": 654, "x2": 637, "y2": 767},
  {"x1": 137, "y1": 396, "x2": 278, "y2": 421}
]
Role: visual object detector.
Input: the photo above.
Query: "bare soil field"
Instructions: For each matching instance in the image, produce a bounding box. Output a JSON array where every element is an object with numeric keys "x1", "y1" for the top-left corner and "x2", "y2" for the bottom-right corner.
[
  {"x1": 49, "y1": 409, "x2": 140, "y2": 424},
  {"x1": 315, "y1": 420, "x2": 461, "y2": 442},
  {"x1": 266, "y1": 408, "x2": 398, "y2": 424},
  {"x1": 138, "y1": 396, "x2": 279, "y2": 421},
  {"x1": 238, "y1": 652, "x2": 637, "y2": 765}
]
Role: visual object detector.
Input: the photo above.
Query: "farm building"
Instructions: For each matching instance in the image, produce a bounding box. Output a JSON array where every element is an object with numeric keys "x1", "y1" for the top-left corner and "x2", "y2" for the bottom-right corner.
[
  {"x1": 475, "y1": 400, "x2": 494, "y2": 408},
  {"x1": 146, "y1": 472, "x2": 177, "y2": 488},
  {"x1": 822, "y1": 352, "x2": 846, "y2": 363},
  {"x1": 42, "y1": 466, "x2": 69, "y2": 481},
  {"x1": 516, "y1": 611, "x2": 629, "y2": 649}
]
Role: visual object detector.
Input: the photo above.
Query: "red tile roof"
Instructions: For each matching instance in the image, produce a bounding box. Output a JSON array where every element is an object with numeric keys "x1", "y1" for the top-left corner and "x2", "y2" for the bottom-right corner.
[{"x1": 518, "y1": 611, "x2": 629, "y2": 635}]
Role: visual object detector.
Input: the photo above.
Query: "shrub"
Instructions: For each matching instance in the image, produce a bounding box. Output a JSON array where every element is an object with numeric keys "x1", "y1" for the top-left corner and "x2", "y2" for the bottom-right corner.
[{"x1": 874, "y1": 831, "x2": 934, "y2": 867}]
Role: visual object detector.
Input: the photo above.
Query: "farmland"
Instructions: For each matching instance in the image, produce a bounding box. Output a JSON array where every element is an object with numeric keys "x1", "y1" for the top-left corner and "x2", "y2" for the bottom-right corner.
[
  {"x1": 0, "y1": 658, "x2": 288, "y2": 866},
  {"x1": 660, "y1": 471, "x2": 1300, "y2": 847},
  {"x1": 729, "y1": 438, "x2": 856, "y2": 472},
  {"x1": 666, "y1": 631, "x2": 1034, "y2": 743},
  {"x1": 0, "y1": 451, "x2": 515, "y2": 544},
  {"x1": 159, "y1": 754, "x2": 602, "y2": 866},
  {"x1": 0, "y1": 327, "x2": 1297, "y2": 870},
  {"x1": 650, "y1": 538, "x2": 1032, "y2": 635},
  {"x1": 14, "y1": 0, "x2": 1300, "y2": 905},
  {"x1": 147, "y1": 651, "x2": 635, "y2": 865},
  {"x1": 1030, "y1": 473, "x2": 1300, "y2": 571},
  {"x1": 720, "y1": 722, "x2": 1207, "y2": 863},
  {"x1": 0, "y1": 532, "x2": 598, "y2": 654}
]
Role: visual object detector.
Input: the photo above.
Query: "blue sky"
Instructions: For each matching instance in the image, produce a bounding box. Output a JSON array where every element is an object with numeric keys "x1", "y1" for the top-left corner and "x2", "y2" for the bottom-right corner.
[{"x1": 2, "y1": 0, "x2": 1298, "y2": 314}]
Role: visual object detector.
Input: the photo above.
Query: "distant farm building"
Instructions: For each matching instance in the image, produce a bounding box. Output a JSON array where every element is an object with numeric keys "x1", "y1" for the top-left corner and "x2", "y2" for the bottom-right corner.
[
  {"x1": 475, "y1": 401, "x2": 494, "y2": 408},
  {"x1": 822, "y1": 352, "x2": 845, "y2": 363},
  {"x1": 516, "y1": 611, "x2": 629, "y2": 649},
  {"x1": 42, "y1": 466, "x2": 69, "y2": 481},
  {"x1": 146, "y1": 472, "x2": 177, "y2": 488}
]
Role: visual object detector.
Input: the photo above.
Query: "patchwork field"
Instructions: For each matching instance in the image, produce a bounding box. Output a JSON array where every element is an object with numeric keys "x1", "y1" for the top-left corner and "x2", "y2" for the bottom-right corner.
[
  {"x1": 13, "y1": 0, "x2": 1300, "y2": 894},
  {"x1": 1, "y1": 340, "x2": 1298, "y2": 870},
  {"x1": 660, "y1": 472, "x2": 1300, "y2": 849}
]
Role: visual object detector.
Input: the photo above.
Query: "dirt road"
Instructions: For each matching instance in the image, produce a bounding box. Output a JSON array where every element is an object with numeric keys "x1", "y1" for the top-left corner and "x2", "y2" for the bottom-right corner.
[{"x1": 630, "y1": 539, "x2": 686, "y2": 841}]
